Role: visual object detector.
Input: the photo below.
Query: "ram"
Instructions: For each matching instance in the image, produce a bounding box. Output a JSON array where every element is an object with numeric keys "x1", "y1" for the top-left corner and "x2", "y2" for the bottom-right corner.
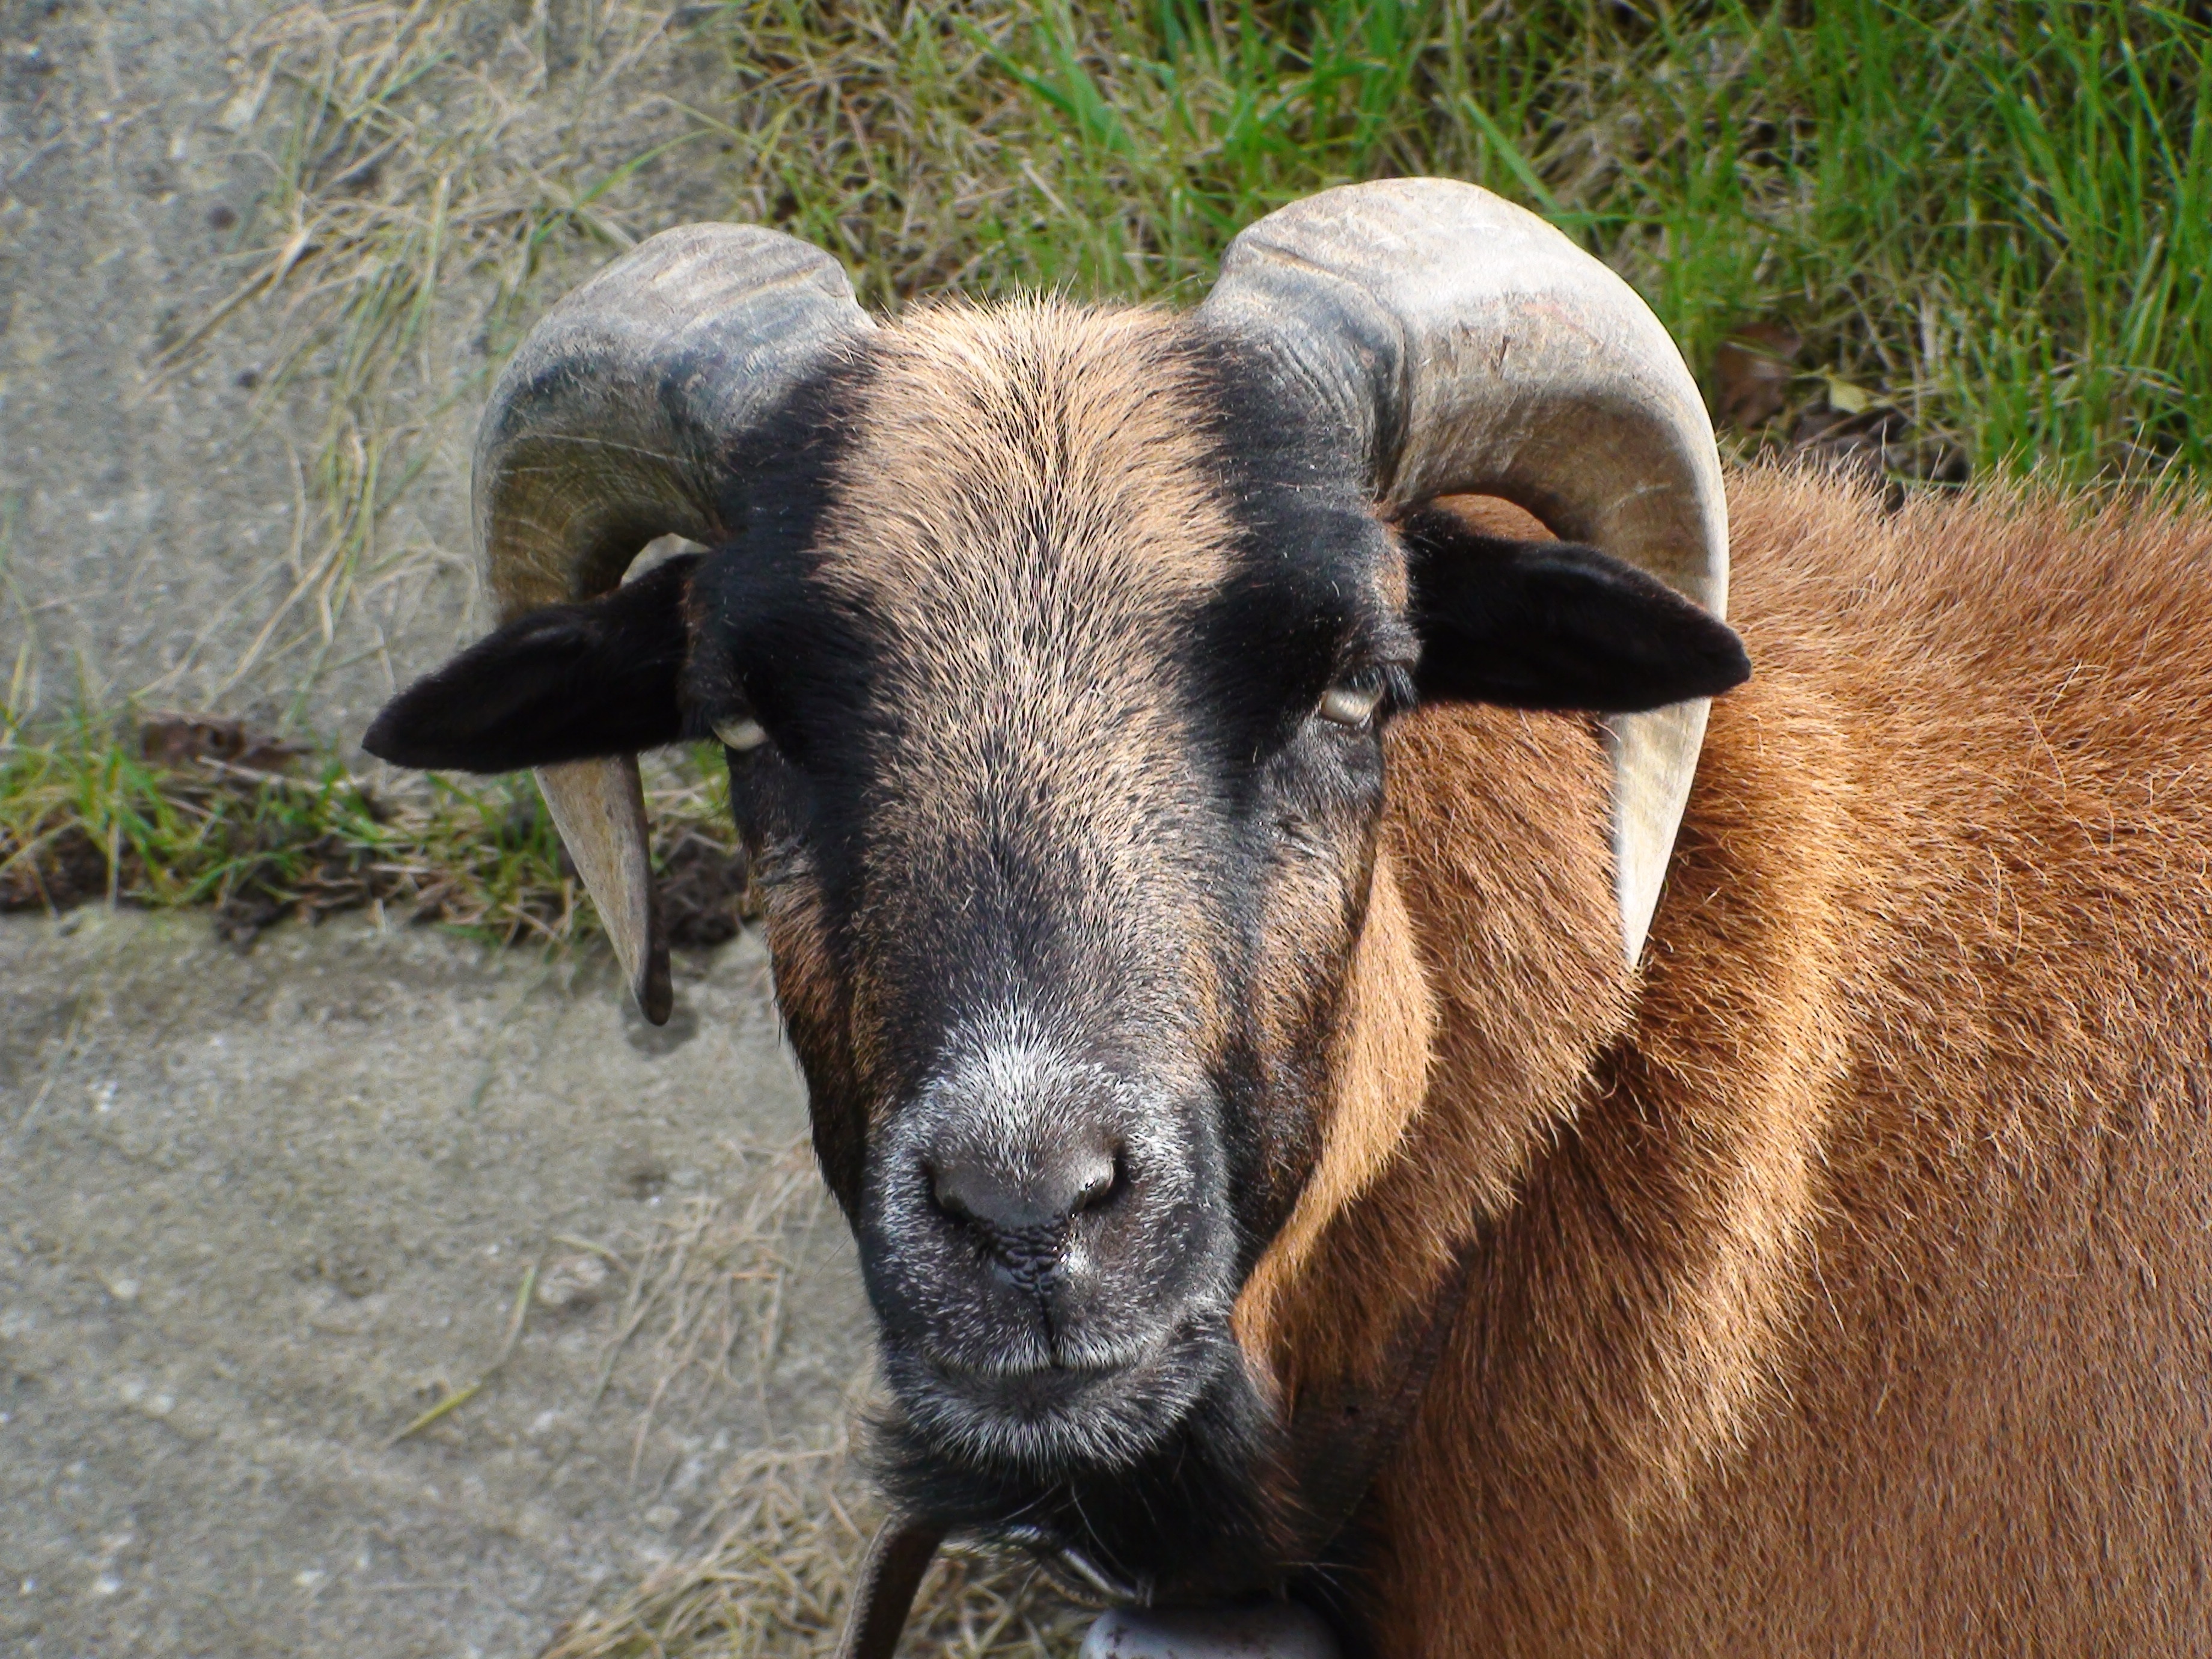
[{"x1": 366, "y1": 180, "x2": 2212, "y2": 1655}]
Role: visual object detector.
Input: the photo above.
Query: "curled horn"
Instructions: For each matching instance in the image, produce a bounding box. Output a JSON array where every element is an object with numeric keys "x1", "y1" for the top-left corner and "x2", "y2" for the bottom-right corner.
[
  {"x1": 1197, "y1": 179, "x2": 1729, "y2": 965},
  {"x1": 477, "y1": 225, "x2": 872, "y2": 1021}
]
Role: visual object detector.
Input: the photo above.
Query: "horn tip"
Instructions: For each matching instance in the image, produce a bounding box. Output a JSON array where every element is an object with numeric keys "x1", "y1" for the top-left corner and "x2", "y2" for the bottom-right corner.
[{"x1": 637, "y1": 935, "x2": 673, "y2": 1026}]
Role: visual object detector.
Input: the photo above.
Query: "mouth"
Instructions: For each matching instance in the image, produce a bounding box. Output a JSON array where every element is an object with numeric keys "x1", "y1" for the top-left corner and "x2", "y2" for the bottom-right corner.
[
  {"x1": 924, "y1": 1333, "x2": 1156, "y2": 1407},
  {"x1": 868, "y1": 1305, "x2": 1285, "y2": 1605},
  {"x1": 886, "y1": 1314, "x2": 1229, "y2": 1475}
]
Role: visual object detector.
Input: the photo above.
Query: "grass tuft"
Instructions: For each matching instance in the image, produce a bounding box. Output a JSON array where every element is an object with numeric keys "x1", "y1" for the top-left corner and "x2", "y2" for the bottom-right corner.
[{"x1": 0, "y1": 711, "x2": 749, "y2": 952}]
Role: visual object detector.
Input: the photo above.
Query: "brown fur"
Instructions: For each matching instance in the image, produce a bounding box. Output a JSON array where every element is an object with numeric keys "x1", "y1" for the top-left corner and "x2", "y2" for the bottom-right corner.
[{"x1": 1244, "y1": 469, "x2": 2212, "y2": 1652}]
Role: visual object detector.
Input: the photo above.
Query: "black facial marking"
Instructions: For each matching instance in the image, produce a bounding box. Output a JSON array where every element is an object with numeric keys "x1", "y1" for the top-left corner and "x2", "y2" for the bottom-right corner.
[
  {"x1": 870, "y1": 1338, "x2": 1294, "y2": 1604},
  {"x1": 1180, "y1": 330, "x2": 1407, "y2": 1259},
  {"x1": 683, "y1": 356, "x2": 880, "y2": 1207},
  {"x1": 1400, "y1": 504, "x2": 1751, "y2": 713},
  {"x1": 362, "y1": 554, "x2": 698, "y2": 772}
]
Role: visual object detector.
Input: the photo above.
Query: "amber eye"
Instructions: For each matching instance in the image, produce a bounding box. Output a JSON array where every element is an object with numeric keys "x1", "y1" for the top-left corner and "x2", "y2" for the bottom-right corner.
[{"x1": 1316, "y1": 667, "x2": 1387, "y2": 729}]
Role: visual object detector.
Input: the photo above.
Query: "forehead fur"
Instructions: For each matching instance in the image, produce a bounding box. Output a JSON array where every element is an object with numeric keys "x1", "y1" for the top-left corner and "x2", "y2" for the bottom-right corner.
[
  {"x1": 803, "y1": 301, "x2": 1248, "y2": 1033},
  {"x1": 816, "y1": 299, "x2": 1235, "y2": 629}
]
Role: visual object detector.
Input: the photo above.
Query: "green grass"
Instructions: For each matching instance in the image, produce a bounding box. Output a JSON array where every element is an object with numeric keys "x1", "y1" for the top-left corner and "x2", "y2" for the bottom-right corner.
[
  {"x1": 700, "y1": 0, "x2": 2212, "y2": 480},
  {"x1": 0, "y1": 712, "x2": 741, "y2": 952}
]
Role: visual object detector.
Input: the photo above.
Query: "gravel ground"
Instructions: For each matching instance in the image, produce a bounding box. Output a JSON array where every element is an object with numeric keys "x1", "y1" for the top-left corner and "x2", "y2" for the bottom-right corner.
[{"x1": 0, "y1": 909, "x2": 874, "y2": 1659}]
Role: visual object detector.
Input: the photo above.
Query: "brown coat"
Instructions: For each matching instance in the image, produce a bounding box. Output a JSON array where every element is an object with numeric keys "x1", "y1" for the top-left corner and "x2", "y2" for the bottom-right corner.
[{"x1": 1241, "y1": 468, "x2": 2212, "y2": 1654}]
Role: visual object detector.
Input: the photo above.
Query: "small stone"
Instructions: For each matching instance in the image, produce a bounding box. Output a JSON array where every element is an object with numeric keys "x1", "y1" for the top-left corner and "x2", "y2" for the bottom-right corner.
[
  {"x1": 536, "y1": 1254, "x2": 611, "y2": 1310},
  {"x1": 216, "y1": 87, "x2": 261, "y2": 132}
]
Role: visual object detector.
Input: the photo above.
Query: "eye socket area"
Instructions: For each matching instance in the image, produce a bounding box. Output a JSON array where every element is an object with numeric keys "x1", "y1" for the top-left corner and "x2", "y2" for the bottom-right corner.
[{"x1": 1314, "y1": 664, "x2": 1392, "y2": 730}]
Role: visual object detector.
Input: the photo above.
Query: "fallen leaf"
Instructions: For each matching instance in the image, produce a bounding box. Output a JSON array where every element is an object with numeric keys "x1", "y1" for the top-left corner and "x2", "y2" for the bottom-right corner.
[
  {"x1": 1823, "y1": 376, "x2": 1874, "y2": 416},
  {"x1": 138, "y1": 713, "x2": 302, "y2": 774}
]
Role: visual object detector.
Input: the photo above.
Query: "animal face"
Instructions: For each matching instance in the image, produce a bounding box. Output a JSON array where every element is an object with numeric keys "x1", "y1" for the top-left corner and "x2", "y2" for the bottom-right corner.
[
  {"x1": 698, "y1": 305, "x2": 1413, "y2": 1482},
  {"x1": 365, "y1": 298, "x2": 1744, "y2": 1535}
]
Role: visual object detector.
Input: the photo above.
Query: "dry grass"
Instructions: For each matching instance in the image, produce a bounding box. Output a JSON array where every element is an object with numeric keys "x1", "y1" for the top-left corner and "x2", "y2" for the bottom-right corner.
[
  {"x1": 157, "y1": 1, "x2": 721, "y2": 722},
  {"x1": 542, "y1": 1138, "x2": 1089, "y2": 1659},
  {"x1": 590, "y1": 1143, "x2": 830, "y2": 1440},
  {"x1": 545, "y1": 1496, "x2": 1088, "y2": 1659}
]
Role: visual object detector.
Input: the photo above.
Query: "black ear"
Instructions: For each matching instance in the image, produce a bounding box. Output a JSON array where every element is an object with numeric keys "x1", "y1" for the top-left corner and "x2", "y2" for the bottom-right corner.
[
  {"x1": 363, "y1": 554, "x2": 698, "y2": 772},
  {"x1": 1401, "y1": 507, "x2": 1750, "y2": 713}
]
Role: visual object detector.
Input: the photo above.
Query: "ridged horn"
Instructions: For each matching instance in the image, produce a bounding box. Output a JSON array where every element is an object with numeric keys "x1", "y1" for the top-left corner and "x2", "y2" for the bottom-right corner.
[
  {"x1": 477, "y1": 224, "x2": 872, "y2": 1021},
  {"x1": 1197, "y1": 179, "x2": 1728, "y2": 966}
]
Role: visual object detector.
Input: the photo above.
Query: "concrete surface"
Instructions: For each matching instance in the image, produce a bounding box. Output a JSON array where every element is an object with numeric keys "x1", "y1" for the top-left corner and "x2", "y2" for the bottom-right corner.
[
  {"x1": 0, "y1": 908, "x2": 875, "y2": 1658},
  {"x1": 0, "y1": 0, "x2": 727, "y2": 738}
]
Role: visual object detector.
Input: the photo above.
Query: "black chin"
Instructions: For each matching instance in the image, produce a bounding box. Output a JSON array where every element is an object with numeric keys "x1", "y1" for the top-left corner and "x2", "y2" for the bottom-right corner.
[{"x1": 867, "y1": 1324, "x2": 1292, "y2": 1602}]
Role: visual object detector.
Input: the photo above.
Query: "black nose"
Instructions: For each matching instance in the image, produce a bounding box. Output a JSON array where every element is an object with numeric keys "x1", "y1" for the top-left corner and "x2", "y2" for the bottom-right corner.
[{"x1": 927, "y1": 1140, "x2": 1120, "y2": 1285}]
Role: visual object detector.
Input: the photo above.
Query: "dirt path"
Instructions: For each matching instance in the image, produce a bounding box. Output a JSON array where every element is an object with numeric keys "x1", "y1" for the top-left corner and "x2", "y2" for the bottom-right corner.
[{"x1": 1, "y1": 910, "x2": 875, "y2": 1658}]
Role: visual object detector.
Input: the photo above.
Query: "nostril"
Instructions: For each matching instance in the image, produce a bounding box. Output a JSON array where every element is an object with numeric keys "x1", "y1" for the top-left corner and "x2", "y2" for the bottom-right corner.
[
  {"x1": 924, "y1": 1163, "x2": 978, "y2": 1229},
  {"x1": 926, "y1": 1156, "x2": 1023, "y2": 1236},
  {"x1": 1071, "y1": 1148, "x2": 1123, "y2": 1215}
]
